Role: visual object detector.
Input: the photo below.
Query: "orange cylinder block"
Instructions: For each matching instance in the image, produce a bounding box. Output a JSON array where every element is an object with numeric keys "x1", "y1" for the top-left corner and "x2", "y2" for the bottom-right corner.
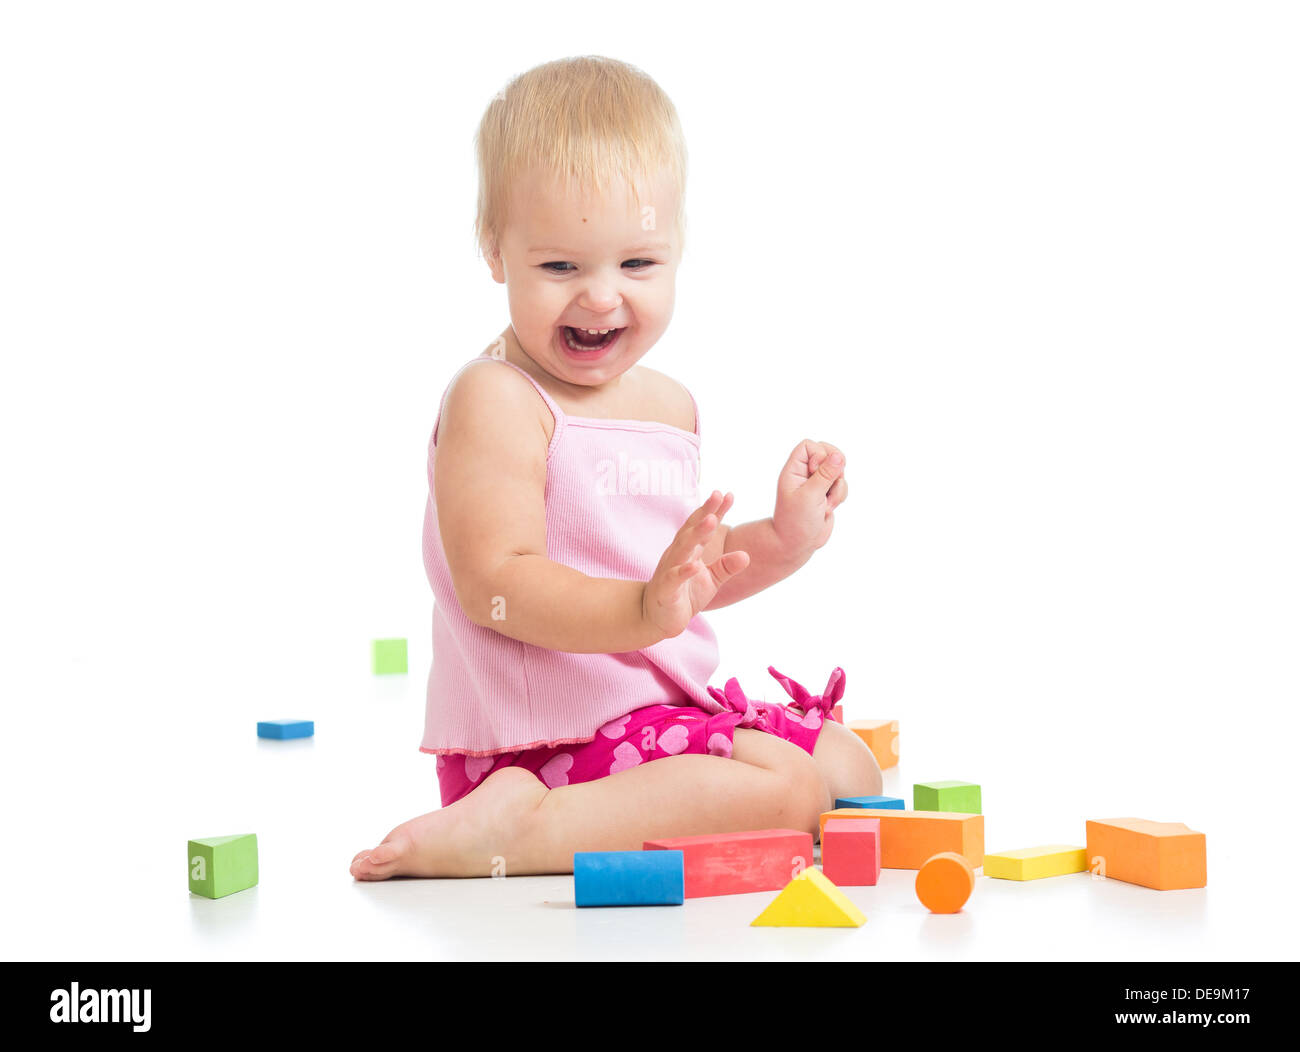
[{"x1": 915, "y1": 852, "x2": 975, "y2": 913}]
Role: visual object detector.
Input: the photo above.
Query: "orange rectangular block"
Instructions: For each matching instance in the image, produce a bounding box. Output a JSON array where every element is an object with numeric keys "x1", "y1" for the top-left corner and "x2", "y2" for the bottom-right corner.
[
  {"x1": 1085, "y1": 818, "x2": 1206, "y2": 890},
  {"x1": 847, "y1": 720, "x2": 898, "y2": 769},
  {"x1": 818, "y1": 808, "x2": 983, "y2": 869}
]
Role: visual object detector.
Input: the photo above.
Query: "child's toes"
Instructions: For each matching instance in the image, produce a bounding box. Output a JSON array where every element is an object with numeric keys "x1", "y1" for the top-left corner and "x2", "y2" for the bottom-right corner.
[
  {"x1": 349, "y1": 838, "x2": 409, "y2": 880},
  {"x1": 366, "y1": 838, "x2": 405, "y2": 868},
  {"x1": 349, "y1": 852, "x2": 374, "y2": 879},
  {"x1": 351, "y1": 856, "x2": 396, "y2": 881}
]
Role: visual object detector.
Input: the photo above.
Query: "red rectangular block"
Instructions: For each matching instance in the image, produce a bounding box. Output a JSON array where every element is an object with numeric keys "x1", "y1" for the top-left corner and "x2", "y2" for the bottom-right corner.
[
  {"x1": 643, "y1": 828, "x2": 815, "y2": 898},
  {"x1": 822, "y1": 818, "x2": 880, "y2": 886}
]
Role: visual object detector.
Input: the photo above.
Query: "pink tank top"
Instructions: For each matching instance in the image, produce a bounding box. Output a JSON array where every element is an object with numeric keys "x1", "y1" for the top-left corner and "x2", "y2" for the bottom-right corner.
[{"x1": 420, "y1": 355, "x2": 722, "y2": 757}]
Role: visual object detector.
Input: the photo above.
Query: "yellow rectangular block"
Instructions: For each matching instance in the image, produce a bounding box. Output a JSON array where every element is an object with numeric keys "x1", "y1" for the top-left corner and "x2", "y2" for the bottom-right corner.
[
  {"x1": 1086, "y1": 818, "x2": 1206, "y2": 890},
  {"x1": 818, "y1": 808, "x2": 984, "y2": 869},
  {"x1": 847, "y1": 720, "x2": 899, "y2": 770},
  {"x1": 984, "y1": 845, "x2": 1087, "y2": 880}
]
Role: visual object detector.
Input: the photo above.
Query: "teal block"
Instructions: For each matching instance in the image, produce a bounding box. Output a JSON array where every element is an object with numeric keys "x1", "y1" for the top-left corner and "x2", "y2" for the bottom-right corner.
[
  {"x1": 835, "y1": 795, "x2": 905, "y2": 810},
  {"x1": 371, "y1": 638, "x2": 407, "y2": 675},
  {"x1": 913, "y1": 781, "x2": 982, "y2": 814},
  {"x1": 257, "y1": 719, "x2": 314, "y2": 740},
  {"x1": 188, "y1": 834, "x2": 258, "y2": 899},
  {"x1": 575, "y1": 851, "x2": 684, "y2": 907}
]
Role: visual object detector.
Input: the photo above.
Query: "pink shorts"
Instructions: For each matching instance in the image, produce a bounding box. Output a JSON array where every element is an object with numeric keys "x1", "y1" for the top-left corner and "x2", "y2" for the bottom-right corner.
[{"x1": 436, "y1": 667, "x2": 846, "y2": 808}]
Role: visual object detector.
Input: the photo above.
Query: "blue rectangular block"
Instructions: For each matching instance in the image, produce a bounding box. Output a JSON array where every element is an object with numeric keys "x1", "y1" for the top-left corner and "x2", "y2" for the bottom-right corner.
[
  {"x1": 257, "y1": 719, "x2": 314, "y2": 740},
  {"x1": 835, "y1": 795, "x2": 904, "y2": 810},
  {"x1": 574, "y1": 850, "x2": 684, "y2": 907}
]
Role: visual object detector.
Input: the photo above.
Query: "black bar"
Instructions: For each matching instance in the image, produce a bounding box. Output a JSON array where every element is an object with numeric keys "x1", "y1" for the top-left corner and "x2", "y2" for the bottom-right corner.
[{"x1": 1, "y1": 962, "x2": 1281, "y2": 1038}]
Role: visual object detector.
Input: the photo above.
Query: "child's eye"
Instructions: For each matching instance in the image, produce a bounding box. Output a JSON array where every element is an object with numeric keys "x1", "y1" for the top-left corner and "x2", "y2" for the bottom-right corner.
[{"x1": 539, "y1": 260, "x2": 658, "y2": 273}]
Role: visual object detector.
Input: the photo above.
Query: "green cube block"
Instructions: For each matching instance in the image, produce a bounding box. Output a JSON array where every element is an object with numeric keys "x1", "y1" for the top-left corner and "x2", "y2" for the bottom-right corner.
[
  {"x1": 188, "y1": 834, "x2": 258, "y2": 899},
  {"x1": 371, "y1": 638, "x2": 407, "y2": 675},
  {"x1": 913, "y1": 780, "x2": 982, "y2": 814}
]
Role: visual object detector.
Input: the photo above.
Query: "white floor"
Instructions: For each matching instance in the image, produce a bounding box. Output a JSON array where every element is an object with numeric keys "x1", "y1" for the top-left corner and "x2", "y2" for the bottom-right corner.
[
  {"x1": 0, "y1": 653, "x2": 1284, "y2": 962},
  {"x1": 3, "y1": 0, "x2": 1297, "y2": 967}
]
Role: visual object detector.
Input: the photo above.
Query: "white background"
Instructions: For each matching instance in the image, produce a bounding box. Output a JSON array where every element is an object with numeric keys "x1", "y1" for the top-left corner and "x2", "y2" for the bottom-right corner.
[{"x1": 1, "y1": 1, "x2": 1296, "y2": 961}]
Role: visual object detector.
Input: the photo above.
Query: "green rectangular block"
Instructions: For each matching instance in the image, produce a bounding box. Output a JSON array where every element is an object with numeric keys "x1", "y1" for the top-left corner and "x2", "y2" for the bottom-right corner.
[
  {"x1": 371, "y1": 638, "x2": 407, "y2": 675},
  {"x1": 188, "y1": 834, "x2": 258, "y2": 899},
  {"x1": 913, "y1": 780, "x2": 982, "y2": 814}
]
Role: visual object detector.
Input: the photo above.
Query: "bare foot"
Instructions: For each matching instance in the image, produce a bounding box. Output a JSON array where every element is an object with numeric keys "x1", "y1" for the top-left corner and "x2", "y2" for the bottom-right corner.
[{"x1": 350, "y1": 766, "x2": 548, "y2": 880}]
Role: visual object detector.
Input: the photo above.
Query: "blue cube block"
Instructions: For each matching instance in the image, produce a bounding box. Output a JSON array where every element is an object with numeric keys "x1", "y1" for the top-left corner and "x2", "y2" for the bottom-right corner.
[
  {"x1": 574, "y1": 850, "x2": 684, "y2": 907},
  {"x1": 835, "y1": 795, "x2": 905, "y2": 810},
  {"x1": 257, "y1": 719, "x2": 314, "y2": 740}
]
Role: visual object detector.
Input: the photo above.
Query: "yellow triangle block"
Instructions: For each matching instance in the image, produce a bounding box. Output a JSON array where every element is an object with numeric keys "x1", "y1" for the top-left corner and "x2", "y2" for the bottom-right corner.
[{"x1": 750, "y1": 867, "x2": 867, "y2": 927}]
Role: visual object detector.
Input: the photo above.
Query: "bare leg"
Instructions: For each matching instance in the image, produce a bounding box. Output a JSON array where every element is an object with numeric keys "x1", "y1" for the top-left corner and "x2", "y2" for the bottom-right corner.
[
  {"x1": 350, "y1": 728, "x2": 830, "y2": 880},
  {"x1": 810, "y1": 719, "x2": 883, "y2": 817}
]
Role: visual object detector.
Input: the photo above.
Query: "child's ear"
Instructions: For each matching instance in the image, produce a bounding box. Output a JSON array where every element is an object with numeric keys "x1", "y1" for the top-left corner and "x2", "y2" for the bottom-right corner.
[{"x1": 481, "y1": 238, "x2": 506, "y2": 284}]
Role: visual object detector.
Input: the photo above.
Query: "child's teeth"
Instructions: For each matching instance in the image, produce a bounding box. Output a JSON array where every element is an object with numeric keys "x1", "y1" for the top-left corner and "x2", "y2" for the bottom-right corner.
[{"x1": 562, "y1": 325, "x2": 622, "y2": 351}]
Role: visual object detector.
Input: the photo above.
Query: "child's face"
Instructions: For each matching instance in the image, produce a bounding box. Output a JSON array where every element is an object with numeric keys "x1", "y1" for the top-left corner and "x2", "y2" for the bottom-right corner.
[{"x1": 489, "y1": 166, "x2": 681, "y2": 387}]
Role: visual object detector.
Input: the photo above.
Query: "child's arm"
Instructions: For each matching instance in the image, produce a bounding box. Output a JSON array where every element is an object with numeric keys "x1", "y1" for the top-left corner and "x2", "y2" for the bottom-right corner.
[
  {"x1": 434, "y1": 363, "x2": 749, "y2": 653},
  {"x1": 702, "y1": 440, "x2": 847, "y2": 610}
]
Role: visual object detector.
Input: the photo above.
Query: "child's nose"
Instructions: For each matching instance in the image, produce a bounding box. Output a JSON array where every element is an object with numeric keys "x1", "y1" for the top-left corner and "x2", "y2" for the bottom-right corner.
[
  {"x1": 576, "y1": 300, "x2": 621, "y2": 319},
  {"x1": 575, "y1": 281, "x2": 622, "y2": 312}
]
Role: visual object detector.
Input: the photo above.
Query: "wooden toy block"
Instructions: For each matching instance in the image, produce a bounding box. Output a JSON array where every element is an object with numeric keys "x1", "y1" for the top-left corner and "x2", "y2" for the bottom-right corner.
[
  {"x1": 751, "y1": 866, "x2": 866, "y2": 927},
  {"x1": 371, "y1": 638, "x2": 407, "y2": 675},
  {"x1": 188, "y1": 834, "x2": 258, "y2": 899},
  {"x1": 831, "y1": 704, "x2": 843, "y2": 723},
  {"x1": 847, "y1": 719, "x2": 899, "y2": 769},
  {"x1": 1085, "y1": 818, "x2": 1206, "y2": 890},
  {"x1": 985, "y1": 845, "x2": 1087, "y2": 881},
  {"x1": 643, "y1": 829, "x2": 814, "y2": 898},
  {"x1": 821, "y1": 818, "x2": 880, "y2": 886},
  {"x1": 574, "y1": 850, "x2": 684, "y2": 906},
  {"x1": 257, "y1": 719, "x2": 314, "y2": 740},
  {"x1": 914, "y1": 780, "x2": 982, "y2": 814},
  {"x1": 916, "y1": 851, "x2": 975, "y2": 913},
  {"x1": 835, "y1": 795, "x2": 905, "y2": 810},
  {"x1": 819, "y1": 808, "x2": 984, "y2": 869}
]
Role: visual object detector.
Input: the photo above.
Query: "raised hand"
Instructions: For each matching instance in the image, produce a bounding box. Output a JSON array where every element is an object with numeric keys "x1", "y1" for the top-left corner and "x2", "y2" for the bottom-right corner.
[
  {"x1": 771, "y1": 439, "x2": 848, "y2": 558},
  {"x1": 642, "y1": 490, "x2": 750, "y2": 639}
]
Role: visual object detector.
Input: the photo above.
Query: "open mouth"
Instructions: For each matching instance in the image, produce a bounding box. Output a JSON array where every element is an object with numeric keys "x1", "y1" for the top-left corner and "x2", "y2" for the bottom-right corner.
[{"x1": 561, "y1": 325, "x2": 624, "y2": 353}]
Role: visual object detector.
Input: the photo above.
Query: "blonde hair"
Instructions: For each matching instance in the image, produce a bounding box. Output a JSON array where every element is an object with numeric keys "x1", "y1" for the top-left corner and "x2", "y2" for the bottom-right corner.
[{"x1": 473, "y1": 56, "x2": 688, "y2": 259}]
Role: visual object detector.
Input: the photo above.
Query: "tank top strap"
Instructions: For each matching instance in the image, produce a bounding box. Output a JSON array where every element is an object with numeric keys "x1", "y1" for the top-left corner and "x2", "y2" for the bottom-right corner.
[
  {"x1": 432, "y1": 354, "x2": 566, "y2": 454},
  {"x1": 491, "y1": 356, "x2": 565, "y2": 420}
]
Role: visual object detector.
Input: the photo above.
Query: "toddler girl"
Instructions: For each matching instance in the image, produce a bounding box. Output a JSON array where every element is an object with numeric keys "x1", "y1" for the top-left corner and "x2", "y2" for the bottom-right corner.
[{"x1": 351, "y1": 56, "x2": 880, "y2": 881}]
